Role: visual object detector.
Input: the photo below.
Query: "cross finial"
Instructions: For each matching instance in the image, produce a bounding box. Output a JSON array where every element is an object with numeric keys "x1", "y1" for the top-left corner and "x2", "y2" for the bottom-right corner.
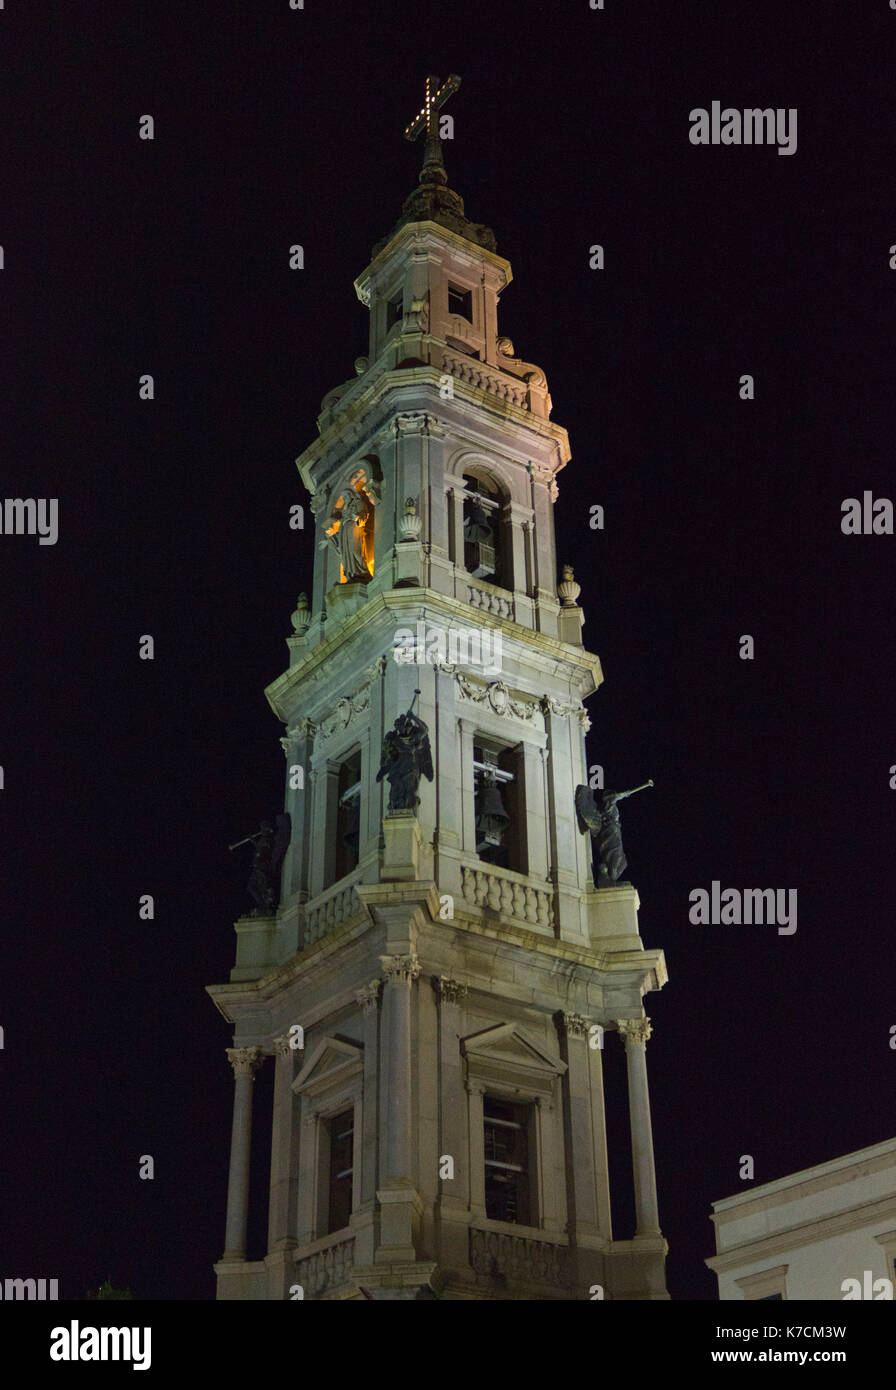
[{"x1": 404, "y1": 74, "x2": 461, "y2": 187}]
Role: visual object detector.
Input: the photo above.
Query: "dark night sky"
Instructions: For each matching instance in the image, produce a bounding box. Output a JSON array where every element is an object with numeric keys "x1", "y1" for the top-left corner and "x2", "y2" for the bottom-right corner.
[{"x1": 0, "y1": 1, "x2": 893, "y2": 1301}]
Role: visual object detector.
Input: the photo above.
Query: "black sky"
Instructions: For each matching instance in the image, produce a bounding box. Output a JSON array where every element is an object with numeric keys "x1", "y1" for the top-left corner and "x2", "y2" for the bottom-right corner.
[{"x1": 1, "y1": 0, "x2": 894, "y2": 1301}]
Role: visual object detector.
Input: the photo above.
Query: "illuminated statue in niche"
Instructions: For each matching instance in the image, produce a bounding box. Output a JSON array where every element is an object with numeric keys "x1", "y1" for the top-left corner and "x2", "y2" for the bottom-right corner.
[{"x1": 320, "y1": 467, "x2": 382, "y2": 582}]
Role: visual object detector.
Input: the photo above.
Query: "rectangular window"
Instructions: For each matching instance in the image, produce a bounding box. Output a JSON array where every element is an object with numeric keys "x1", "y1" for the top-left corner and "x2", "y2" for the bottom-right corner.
[
  {"x1": 474, "y1": 743, "x2": 525, "y2": 874},
  {"x1": 448, "y1": 283, "x2": 473, "y2": 320},
  {"x1": 334, "y1": 749, "x2": 361, "y2": 883},
  {"x1": 326, "y1": 1109, "x2": 354, "y2": 1233},
  {"x1": 484, "y1": 1096, "x2": 532, "y2": 1225},
  {"x1": 387, "y1": 293, "x2": 403, "y2": 328}
]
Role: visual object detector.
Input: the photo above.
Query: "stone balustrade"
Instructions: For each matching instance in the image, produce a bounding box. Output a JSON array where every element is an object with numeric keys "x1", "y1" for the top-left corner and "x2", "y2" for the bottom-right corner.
[
  {"x1": 303, "y1": 874, "x2": 363, "y2": 945},
  {"x1": 461, "y1": 862, "x2": 554, "y2": 930},
  {"x1": 294, "y1": 1236, "x2": 355, "y2": 1297},
  {"x1": 469, "y1": 1227, "x2": 570, "y2": 1288}
]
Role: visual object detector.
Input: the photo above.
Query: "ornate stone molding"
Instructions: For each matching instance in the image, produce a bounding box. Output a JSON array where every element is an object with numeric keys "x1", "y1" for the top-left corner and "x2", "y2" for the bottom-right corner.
[
  {"x1": 456, "y1": 675, "x2": 537, "y2": 722},
  {"x1": 617, "y1": 1018, "x2": 652, "y2": 1048},
  {"x1": 380, "y1": 953, "x2": 422, "y2": 984},
  {"x1": 226, "y1": 1046, "x2": 265, "y2": 1077},
  {"x1": 316, "y1": 659, "x2": 385, "y2": 743},
  {"x1": 355, "y1": 979, "x2": 382, "y2": 1014},
  {"x1": 433, "y1": 976, "x2": 468, "y2": 1005},
  {"x1": 272, "y1": 1035, "x2": 293, "y2": 1059},
  {"x1": 394, "y1": 412, "x2": 428, "y2": 435}
]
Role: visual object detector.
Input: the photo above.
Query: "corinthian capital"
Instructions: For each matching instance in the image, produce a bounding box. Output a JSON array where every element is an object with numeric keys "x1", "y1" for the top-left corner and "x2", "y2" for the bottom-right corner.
[
  {"x1": 616, "y1": 1018, "x2": 652, "y2": 1048},
  {"x1": 558, "y1": 1010, "x2": 591, "y2": 1039},
  {"x1": 355, "y1": 979, "x2": 382, "y2": 1014},
  {"x1": 226, "y1": 1046, "x2": 265, "y2": 1077},
  {"x1": 433, "y1": 975, "x2": 468, "y2": 1005},
  {"x1": 380, "y1": 953, "x2": 422, "y2": 984}
]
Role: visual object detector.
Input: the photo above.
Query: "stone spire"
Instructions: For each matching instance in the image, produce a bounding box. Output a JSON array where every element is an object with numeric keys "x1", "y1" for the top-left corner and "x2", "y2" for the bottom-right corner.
[{"x1": 372, "y1": 73, "x2": 497, "y2": 258}]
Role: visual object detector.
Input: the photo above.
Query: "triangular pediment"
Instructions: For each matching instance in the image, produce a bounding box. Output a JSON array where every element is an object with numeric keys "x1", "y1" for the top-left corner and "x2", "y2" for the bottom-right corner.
[
  {"x1": 461, "y1": 1023, "x2": 566, "y2": 1080},
  {"x1": 292, "y1": 1036, "x2": 363, "y2": 1097}
]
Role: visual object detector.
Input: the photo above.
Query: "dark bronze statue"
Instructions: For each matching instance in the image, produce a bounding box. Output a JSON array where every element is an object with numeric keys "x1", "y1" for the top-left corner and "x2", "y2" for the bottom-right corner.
[
  {"x1": 229, "y1": 813, "x2": 291, "y2": 915},
  {"x1": 575, "y1": 781, "x2": 653, "y2": 885},
  {"x1": 377, "y1": 691, "x2": 433, "y2": 812}
]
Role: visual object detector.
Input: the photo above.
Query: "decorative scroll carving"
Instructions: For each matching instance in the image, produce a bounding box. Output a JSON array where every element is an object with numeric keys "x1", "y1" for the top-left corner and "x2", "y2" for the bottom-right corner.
[
  {"x1": 469, "y1": 1229, "x2": 571, "y2": 1288},
  {"x1": 318, "y1": 689, "x2": 371, "y2": 741},
  {"x1": 461, "y1": 864, "x2": 554, "y2": 928},
  {"x1": 315, "y1": 659, "x2": 383, "y2": 744},
  {"x1": 295, "y1": 1237, "x2": 355, "y2": 1297},
  {"x1": 539, "y1": 695, "x2": 591, "y2": 732},
  {"x1": 456, "y1": 675, "x2": 537, "y2": 722}
]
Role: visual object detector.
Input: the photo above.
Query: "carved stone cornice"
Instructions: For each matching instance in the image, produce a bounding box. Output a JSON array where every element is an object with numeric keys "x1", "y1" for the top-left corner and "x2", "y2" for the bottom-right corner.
[
  {"x1": 226, "y1": 1046, "x2": 265, "y2": 1078},
  {"x1": 380, "y1": 953, "x2": 422, "y2": 984},
  {"x1": 355, "y1": 979, "x2": 382, "y2": 1014},
  {"x1": 433, "y1": 976, "x2": 468, "y2": 1005},
  {"x1": 616, "y1": 1018, "x2": 652, "y2": 1049}
]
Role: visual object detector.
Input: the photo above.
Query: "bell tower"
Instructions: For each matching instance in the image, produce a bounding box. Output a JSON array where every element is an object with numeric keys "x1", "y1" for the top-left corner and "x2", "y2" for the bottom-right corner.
[{"x1": 208, "y1": 76, "x2": 669, "y2": 1301}]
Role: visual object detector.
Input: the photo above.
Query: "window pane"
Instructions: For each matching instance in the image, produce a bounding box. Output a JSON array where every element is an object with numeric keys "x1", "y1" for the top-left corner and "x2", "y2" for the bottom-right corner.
[
  {"x1": 484, "y1": 1098, "x2": 531, "y2": 1225},
  {"x1": 327, "y1": 1109, "x2": 354, "y2": 1232}
]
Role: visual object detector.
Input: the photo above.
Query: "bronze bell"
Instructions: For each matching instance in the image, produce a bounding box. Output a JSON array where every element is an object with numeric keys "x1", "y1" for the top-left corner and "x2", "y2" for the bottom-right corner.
[{"x1": 476, "y1": 778, "x2": 510, "y2": 851}]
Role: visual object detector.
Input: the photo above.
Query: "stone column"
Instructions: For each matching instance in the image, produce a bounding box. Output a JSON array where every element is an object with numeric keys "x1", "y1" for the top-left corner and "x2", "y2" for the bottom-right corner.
[
  {"x1": 457, "y1": 717, "x2": 477, "y2": 855},
  {"x1": 222, "y1": 1046, "x2": 265, "y2": 1260},
  {"x1": 380, "y1": 954, "x2": 420, "y2": 1183},
  {"x1": 278, "y1": 718, "x2": 315, "y2": 900},
  {"x1": 466, "y1": 1079, "x2": 487, "y2": 1219},
  {"x1": 267, "y1": 1036, "x2": 297, "y2": 1253},
  {"x1": 355, "y1": 980, "x2": 382, "y2": 1208},
  {"x1": 556, "y1": 1012, "x2": 600, "y2": 1237},
  {"x1": 617, "y1": 1018, "x2": 661, "y2": 1237},
  {"x1": 376, "y1": 953, "x2": 422, "y2": 1263},
  {"x1": 433, "y1": 977, "x2": 468, "y2": 1219},
  {"x1": 447, "y1": 484, "x2": 466, "y2": 573}
]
